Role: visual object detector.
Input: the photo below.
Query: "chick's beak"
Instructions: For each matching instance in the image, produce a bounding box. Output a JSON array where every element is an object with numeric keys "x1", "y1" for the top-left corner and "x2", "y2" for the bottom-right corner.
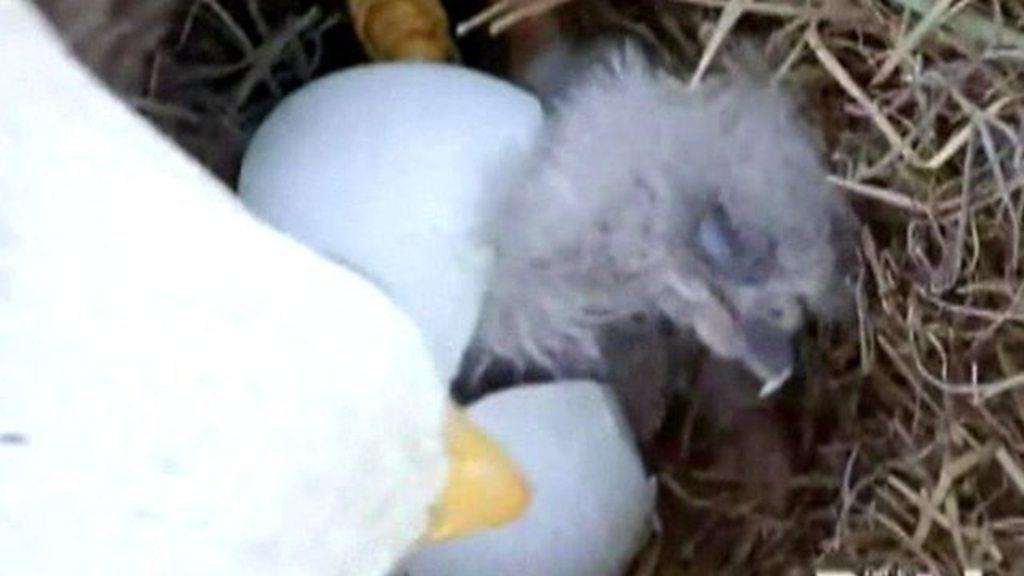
[
  {"x1": 738, "y1": 317, "x2": 795, "y2": 398},
  {"x1": 425, "y1": 408, "x2": 530, "y2": 542}
]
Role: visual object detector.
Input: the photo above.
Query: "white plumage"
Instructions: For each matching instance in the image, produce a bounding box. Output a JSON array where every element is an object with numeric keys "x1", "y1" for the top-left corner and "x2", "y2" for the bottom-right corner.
[{"x1": 0, "y1": 3, "x2": 459, "y2": 574}]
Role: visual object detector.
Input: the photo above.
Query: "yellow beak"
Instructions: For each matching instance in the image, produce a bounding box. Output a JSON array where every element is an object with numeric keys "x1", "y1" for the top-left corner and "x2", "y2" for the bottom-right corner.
[{"x1": 425, "y1": 408, "x2": 530, "y2": 542}]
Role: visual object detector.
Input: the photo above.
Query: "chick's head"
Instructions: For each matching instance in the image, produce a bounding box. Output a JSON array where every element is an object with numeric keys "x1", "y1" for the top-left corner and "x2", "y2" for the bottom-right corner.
[{"x1": 474, "y1": 43, "x2": 859, "y2": 393}]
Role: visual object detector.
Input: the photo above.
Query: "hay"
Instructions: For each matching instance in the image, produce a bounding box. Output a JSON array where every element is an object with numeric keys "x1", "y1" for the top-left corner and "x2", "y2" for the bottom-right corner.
[{"x1": 40, "y1": 0, "x2": 1024, "y2": 572}]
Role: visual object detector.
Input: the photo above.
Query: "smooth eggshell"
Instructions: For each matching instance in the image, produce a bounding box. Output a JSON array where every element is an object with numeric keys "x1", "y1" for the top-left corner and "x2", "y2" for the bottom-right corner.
[
  {"x1": 238, "y1": 63, "x2": 543, "y2": 382},
  {"x1": 401, "y1": 381, "x2": 656, "y2": 576}
]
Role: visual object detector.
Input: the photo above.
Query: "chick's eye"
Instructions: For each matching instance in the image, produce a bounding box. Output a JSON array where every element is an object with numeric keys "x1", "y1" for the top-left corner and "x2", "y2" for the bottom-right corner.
[
  {"x1": 696, "y1": 204, "x2": 738, "y2": 269},
  {"x1": 695, "y1": 203, "x2": 774, "y2": 284}
]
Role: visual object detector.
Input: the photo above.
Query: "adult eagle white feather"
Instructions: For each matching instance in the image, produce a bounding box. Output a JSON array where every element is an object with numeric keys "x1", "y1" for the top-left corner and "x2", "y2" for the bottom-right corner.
[{"x1": 0, "y1": 2, "x2": 527, "y2": 574}]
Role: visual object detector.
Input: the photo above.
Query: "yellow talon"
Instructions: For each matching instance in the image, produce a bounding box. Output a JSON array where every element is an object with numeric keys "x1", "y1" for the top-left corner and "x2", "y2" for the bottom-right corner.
[{"x1": 347, "y1": 0, "x2": 455, "y2": 62}]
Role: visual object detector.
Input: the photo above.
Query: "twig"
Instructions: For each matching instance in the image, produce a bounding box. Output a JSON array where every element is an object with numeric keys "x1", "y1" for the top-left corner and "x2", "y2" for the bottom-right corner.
[
  {"x1": 887, "y1": 0, "x2": 1024, "y2": 50},
  {"x1": 873, "y1": 0, "x2": 960, "y2": 85},
  {"x1": 690, "y1": 0, "x2": 751, "y2": 87}
]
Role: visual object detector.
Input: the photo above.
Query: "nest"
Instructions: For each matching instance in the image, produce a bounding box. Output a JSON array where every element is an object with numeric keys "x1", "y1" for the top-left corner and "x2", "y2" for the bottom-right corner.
[{"x1": 37, "y1": 0, "x2": 1024, "y2": 573}]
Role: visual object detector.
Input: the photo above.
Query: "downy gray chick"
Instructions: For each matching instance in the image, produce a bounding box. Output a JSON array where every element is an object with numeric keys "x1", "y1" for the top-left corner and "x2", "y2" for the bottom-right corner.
[{"x1": 459, "y1": 39, "x2": 858, "y2": 436}]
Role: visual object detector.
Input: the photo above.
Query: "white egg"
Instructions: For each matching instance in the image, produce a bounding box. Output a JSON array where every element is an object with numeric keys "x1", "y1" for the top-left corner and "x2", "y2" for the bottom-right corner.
[
  {"x1": 238, "y1": 63, "x2": 543, "y2": 382},
  {"x1": 401, "y1": 381, "x2": 656, "y2": 576}
]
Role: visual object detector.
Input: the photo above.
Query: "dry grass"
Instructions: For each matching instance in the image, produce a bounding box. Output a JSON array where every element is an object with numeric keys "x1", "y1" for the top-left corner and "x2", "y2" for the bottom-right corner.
[{"x1": 65, "y1": 0, "x2": 1024, "y2": 572}]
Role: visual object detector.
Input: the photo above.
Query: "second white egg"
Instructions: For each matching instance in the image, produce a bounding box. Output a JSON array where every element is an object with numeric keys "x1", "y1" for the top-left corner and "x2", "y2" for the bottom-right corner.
[{"x1": 401, "y1": 381, "x2": 656, "y2": 576}]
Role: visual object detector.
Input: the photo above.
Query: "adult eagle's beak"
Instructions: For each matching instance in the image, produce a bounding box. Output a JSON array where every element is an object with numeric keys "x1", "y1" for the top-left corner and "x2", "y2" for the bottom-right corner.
[{"x1": 425, "y1": 408, "x2": 530, "y2": 541}]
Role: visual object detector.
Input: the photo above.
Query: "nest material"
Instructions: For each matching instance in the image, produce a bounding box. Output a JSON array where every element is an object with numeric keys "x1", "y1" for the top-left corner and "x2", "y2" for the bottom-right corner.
[{"x1": 37, "y1": 0, "x2": 1024, "y2": 573}]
